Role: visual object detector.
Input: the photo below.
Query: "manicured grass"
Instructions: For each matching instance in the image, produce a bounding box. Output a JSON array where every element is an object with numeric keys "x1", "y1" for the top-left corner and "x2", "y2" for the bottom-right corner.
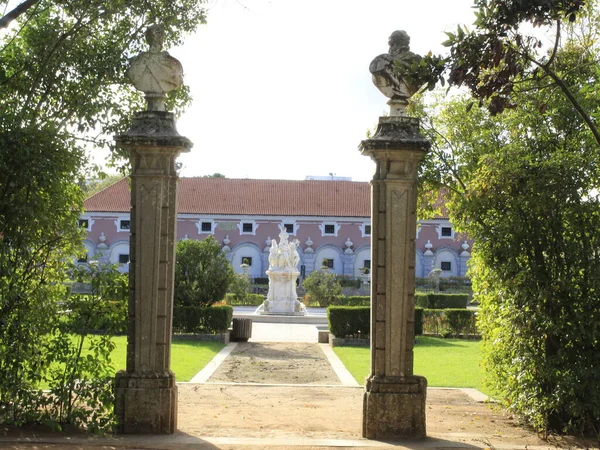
[
  {"x1": 110, "y1": 336, "x2": 225, "y2": 381},
  {"x1": 333, "y1": 336, "x2": 487, "y2": 393},
  {"x1": 42, "y1": 336, "x2": 225, "y2": 388}
]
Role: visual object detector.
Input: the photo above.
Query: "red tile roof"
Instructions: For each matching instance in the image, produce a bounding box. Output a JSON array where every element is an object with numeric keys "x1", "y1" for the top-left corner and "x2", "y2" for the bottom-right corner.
[{"x1": 84, "y1": 178, "x2": 371, "y2": 217}]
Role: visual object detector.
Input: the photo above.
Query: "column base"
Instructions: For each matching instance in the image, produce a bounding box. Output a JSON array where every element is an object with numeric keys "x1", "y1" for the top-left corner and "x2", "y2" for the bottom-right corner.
[
  {"x1": 114, "y1": 370, "x2": 177, "y2": 434},
  {"x1": 363, "y1": 375, "x2": 427, "y2": 439}
]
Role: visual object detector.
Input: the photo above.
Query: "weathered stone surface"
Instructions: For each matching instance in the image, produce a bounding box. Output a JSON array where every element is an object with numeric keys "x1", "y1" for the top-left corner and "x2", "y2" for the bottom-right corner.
[
  {"x1": 127, "y1": 24, "x2": 184, "y2": 112},
  {"x1": 369, "y1": 31, "x2": 423, "y2": 115},
  {"x1": 363, "y1": 376, "x2": 427, "y2": 439},
  {"x1": 360, "y1": 91, "x2": 429, "y2": 439},
  {"x1": 114, "y1": 69, "x2": 191, "y2": 433}
]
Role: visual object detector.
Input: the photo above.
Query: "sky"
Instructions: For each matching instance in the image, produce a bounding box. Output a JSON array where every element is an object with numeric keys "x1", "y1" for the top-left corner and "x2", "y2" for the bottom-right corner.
[{"x1": 165, "y1": 0, "x2": 477, "y2": 181}]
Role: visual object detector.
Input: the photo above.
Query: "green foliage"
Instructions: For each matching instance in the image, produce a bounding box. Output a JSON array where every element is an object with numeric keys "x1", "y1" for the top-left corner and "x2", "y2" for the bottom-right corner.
[
  {"x1": 223, "y1": 293, "x2": 264, "y2": 306},
  {"x1": 415, "y1": 0, "x2": 599, "y2": 148},
  {"x1": 415, "y1": 293, "x2": 468, "y2": 309},
  {"x1": 173, "y1": 306, "x2": 233, "y2": 334},
  {"x1": 327, "y1": 306, "x2": 370, "y2": 339},
  {"x1": 174, "y1": 237, "x2": 234, "y2": 308},
  {"x1": 337, "y1": 296, "x2": 370, "y2": 306},
  {"x1": 337, "y1": 276, "x2": 361, "y2": 288},
  {"x1": 303, "y1": 270, "x2": 342, "y2": 307},
  {"x1": 414, "y1": 307, "x2": 424, "y2": 336},
  {"x1": 227, "y1": 272, "x2": 251, "y2": 305},
  {"x1": 420, "y1": 27, "x2": 600, "y2": 433},
  {"x1": 64, "y1": 264, "x2": 128, "y2": 334},
  {"x1": 421, "y1": 309, "x2": 478, "y2": 338}
]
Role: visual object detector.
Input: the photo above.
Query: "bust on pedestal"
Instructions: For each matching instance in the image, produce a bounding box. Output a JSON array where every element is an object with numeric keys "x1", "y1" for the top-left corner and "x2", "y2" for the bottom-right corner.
[
  {"x1": 361, "y1": 30, "x2": 430, "y2": 440},
  {"x1": 113, "y1": 24, "x2": 192, "y2": 435}
]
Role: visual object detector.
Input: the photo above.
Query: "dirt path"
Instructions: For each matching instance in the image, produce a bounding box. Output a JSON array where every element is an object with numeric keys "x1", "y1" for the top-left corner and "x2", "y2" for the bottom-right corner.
[{"x1": 207, "y1": 342, "x2": 341, "y2": 385}]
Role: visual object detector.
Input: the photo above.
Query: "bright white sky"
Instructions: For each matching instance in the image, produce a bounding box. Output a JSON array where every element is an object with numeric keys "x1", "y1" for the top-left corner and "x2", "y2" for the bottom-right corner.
[{"x1": 165, "y1": 0, "x2": 476, "y2": 181}]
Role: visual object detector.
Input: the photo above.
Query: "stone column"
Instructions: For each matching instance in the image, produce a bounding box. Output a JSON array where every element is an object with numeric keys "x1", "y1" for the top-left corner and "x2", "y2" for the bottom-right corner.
[
  {"x1": 360, "y1": 114, "x2": 430, "y2": 439},
  {"x1": 114, "y1": 111, "x2": 191, "y2": 434},
  {"x1": 113, "y1": 24, "x2": 192, "y2": 434}
]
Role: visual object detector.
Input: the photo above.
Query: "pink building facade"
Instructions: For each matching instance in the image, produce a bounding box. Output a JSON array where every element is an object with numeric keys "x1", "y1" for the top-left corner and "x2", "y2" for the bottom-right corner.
[{"x1": 81, "y1": 178, "x2": 472, "y2": 279}]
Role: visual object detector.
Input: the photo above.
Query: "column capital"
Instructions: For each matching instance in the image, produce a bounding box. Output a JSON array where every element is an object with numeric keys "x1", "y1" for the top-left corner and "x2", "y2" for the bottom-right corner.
[
  {"x1": 115, "y1": 111, "x2": 193, "y2": 151},
  {"x1": 360, "y1": 115, "x2": 430, "y2": 154}
]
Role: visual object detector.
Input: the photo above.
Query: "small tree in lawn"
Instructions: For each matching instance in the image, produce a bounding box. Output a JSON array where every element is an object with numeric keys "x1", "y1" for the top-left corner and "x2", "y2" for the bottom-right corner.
[
  {"x1": 303, "y1": 270, "x2": 342, "y2": 307},
  {"x1": 174, "y1": 237, "x2": 233, "y2": 308}
]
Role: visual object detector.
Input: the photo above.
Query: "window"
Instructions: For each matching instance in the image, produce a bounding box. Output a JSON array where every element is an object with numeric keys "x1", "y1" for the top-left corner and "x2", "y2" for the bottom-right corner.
[
  {"x1": 324, "y1": 224, "x2": 335, "y2": 235},
  {"x1": 364, "y1": 259, "x2": 371, "y2": 269},
  {"x1": 242, "y1": 223, "x2": 253, "y2": 233},
  {"x1": 241, "y1": 257, "x2": 253, "y2": 266},
  {"x1": 441, "y1": 261, "x2": 452, "y2": 271},
  {"x1": 78, "y1": 219, "x2": 89, "y2": 229},
  {"x1": 441, "y1": 227, "x2": 452, "y2": 237},
  {"x1": 120, "y1": 220, "x2": 131, "y2": 230},
  {"x1": 322, "y1": 258, "x2": 334, "y2": 269},
  {"x1": 284, "y1": 223, "x2": 294, "y2": 234},
  {"x1": 201, "y1": 222, "x2": 212, "y2": 232},
  {"x1": 118, "y1": 254, "x2": 130, "y2": 264},
  {"x1": 77, "y1": 254, "x2": 88, "y2": 263},
  {"x1": 364, "y1": 225, "x2": 371, "y2": 235}
]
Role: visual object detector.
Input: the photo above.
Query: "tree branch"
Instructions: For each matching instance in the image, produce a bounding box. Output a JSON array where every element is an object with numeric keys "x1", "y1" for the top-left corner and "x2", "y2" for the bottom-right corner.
[{"x1": 0, "y1": 0, "x2": 40, "y2": 30}]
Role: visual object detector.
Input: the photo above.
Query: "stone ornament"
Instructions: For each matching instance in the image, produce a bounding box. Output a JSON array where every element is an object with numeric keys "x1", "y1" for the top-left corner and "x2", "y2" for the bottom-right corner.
[
  {"x1": 127, "y1": 24, "x2": 184, "y2": 112},
  {"x1": 256, "y1": 226, "x2": 307, "y2": 316},
  {"x1": 304, "y1": 237, "x2": 314, "y2": 253},
  {"x1": 344, "y1": 238, "x2": 354, "y2": 254},
  {"x1": 369, "y1": 30, "x2": 422, "y2": 115}
]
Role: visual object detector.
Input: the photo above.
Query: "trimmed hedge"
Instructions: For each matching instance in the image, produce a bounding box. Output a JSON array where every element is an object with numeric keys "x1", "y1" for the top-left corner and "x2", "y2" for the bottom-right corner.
[
  {"x1": 327, "y1": 306, "x2": 370, "y2": 339},
  {"x1": 422, "y1": 308, "x2": 478, "y2": 338},
  {"x1": 415, "y1": 307, "x2": 424, "y2": 336},
  {"x1": 415, "y1": 293, "x2": 468, "y2": 309},
  {"x1": 327, "y1": 306, "x2": 477, "y2": 339},
  {"x1": 338, "y1": 296, "x2": 370, "y2": 306},
  {"x1": 223, "y1": 293, "x2": 264, "y2": 306},
  {"x1": 173, "y1": 305, "x2": 233, "y2": 334}
]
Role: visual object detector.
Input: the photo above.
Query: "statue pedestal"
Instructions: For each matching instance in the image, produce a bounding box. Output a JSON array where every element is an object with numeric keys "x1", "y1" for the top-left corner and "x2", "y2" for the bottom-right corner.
[{"x1": 256, "y1": 270, "x2": 307, "y2": 316}]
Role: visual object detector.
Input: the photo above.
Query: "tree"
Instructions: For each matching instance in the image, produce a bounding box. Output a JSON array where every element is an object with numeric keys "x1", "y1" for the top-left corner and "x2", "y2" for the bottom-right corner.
[
  {"x1": 412, "y1": 0, "x2": 600, "y2": 147},
  {"x1": 420, "y1": 26, "x2": 600, "y2": 432},
  {"x1": 174, "y1": 237, "x2": 234, "y2": 308},
  {"x1": 0, "y1": 0, "x2": 207, "y2": 428},
  {"x1": 303, "y1": 270, "x2": 342, "y2": 307}
]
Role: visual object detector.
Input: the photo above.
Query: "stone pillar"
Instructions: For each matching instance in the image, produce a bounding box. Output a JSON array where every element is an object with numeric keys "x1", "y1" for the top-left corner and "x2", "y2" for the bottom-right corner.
[
  {"x1": 113, "y1": 24, "x2": 192, "y2": 434},
  {"x1": 341, "y1": 253, "x2": 356, "y2": 277},
  {"x1": 360, "y1": 114, "x2": 430, "y2": 439},
  {"x1": 114, "y1": 111, "x2": 191, "y2": 434}
]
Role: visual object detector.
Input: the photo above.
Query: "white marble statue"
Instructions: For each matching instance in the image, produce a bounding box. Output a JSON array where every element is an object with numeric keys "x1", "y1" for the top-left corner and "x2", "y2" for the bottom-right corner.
[
  {"x1": 256, "y1": 227, "x2": 307, "y2": 315},
  {"x1": 127, "y1": 24, "x2": 184, "y2": 112}
]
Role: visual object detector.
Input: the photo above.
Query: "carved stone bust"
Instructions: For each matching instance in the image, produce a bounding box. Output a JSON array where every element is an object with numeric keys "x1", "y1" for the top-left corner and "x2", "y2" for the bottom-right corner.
[
  {"x1": 369, "y1": 30, "x2": 422, "y2": 114},
  {"x1": 127, "y1": 24, "x2": 184, "y2": 111}
]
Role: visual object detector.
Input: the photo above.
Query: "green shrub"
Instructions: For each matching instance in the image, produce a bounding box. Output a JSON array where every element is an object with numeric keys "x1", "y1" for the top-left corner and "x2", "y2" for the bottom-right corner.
[
  {"x1": 174, "y1": 237, "x2": 233, "y2": 308},
  {"x1": 414, "y1": 307, "x2": 424, "y2": 336},
  {"x1": 223, "y1": 293, "x2": 264, "y2": 306},
  {"x1": 444, "y1": 309, "x2": 477, "y2": 337},
  {"x1": 303, "y1": 271, "x2": 342, "y2": 307},
  {"x1": 426, "y1": 293, "x2": 468, "y2": 309},
  {"x1": 173, "y1": 305, "x2": 233, "y2": 334},
  {"x1": 327, "y1": 306, "x2": 370, "y2": 338},
  {"x1": 228, "y1": 273, "x2": 251, "y2": 305},
  {"x1": 415, "y1": 292, "x2": 428, "y2": 308},
  {"x1": 337, "y1": 277, "x2": 361, "y2": 288},
  {"x1": 338, "y1": 296, "x2": 370, "y2": 306},
  {"x1": 422, "y1": 309, "x2": 478, "y2": 338}
]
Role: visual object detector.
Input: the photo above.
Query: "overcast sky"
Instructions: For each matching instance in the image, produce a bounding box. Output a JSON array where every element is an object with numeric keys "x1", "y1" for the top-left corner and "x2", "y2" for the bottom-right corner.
[{"x1": 167, "y1": 0, "x2": 476, "y2": 181}]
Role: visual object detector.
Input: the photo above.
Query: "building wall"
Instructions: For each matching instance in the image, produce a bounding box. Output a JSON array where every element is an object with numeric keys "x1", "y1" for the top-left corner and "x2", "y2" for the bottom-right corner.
[{"x1": 80, "y1": 212, "x2": 473, "y2": 278}]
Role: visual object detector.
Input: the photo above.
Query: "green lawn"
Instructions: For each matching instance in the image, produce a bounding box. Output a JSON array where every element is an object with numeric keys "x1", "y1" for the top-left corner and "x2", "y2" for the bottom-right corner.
[
  {"x1": 333, "y1": 336, "x2": 487, "y2": 393},
  {"x1": 43, "y1": 336, "x2": 224, "y2": 388},
  {"x1": 110, "y1": 336, "x2": 225, "y2": 381}
]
